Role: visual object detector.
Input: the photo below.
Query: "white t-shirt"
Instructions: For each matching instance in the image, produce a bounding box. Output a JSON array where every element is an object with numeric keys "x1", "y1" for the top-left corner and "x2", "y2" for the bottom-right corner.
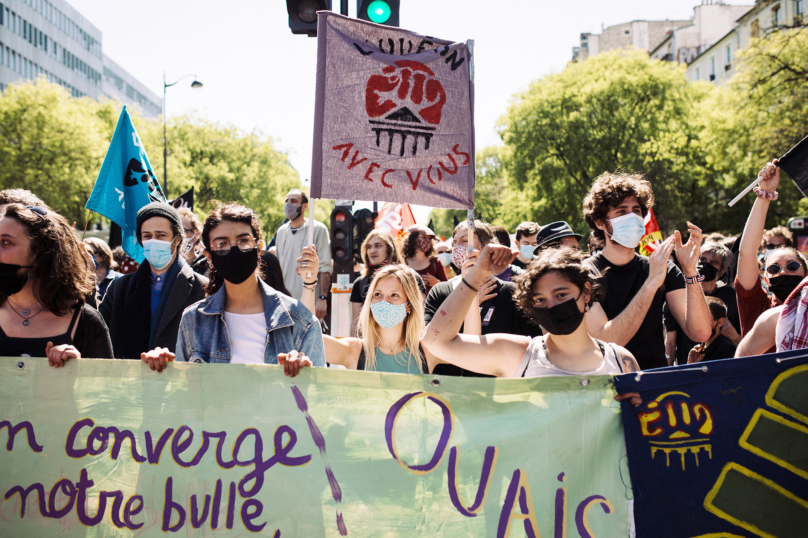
[{"x1": 223, "y1": 312, "x2": 267, "y2": 364}]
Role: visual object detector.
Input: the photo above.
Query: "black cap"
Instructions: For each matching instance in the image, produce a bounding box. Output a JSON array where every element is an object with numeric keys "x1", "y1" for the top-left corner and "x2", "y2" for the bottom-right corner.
[
  {"x1": 534, "y1": 221, "x2": 582, "y2": 255},
  {"x1": 135, "y1": 202, "x2": 182, "y2": 246}
]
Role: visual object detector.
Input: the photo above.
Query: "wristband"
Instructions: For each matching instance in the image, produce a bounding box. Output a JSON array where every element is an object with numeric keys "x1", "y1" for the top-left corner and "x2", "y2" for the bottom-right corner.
[
  {"x1": 461, "y1": 277, "x2": 479, "y2": 293},
  {"x1": 754, "y1": 186, "x2": 778, "y2": 200},
  {"x1": 684, "y1": 273, "x2": 705, "y2": 285}
]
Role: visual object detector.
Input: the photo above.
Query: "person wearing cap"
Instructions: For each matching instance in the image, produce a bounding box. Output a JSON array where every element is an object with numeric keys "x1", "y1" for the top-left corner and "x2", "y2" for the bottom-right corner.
[
  {"x1": 533, "y1": 222, "x2": 582, "y2": 255},
  {"x1": 99, "y1": 202, "x2": 208, "y2": 359},
  {"x1": 401, "y1": 224, "x2": 446, "y2": 293}
]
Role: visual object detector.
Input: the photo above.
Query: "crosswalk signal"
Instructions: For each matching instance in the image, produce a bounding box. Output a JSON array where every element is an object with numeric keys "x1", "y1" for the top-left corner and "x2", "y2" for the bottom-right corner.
[
  {"x1": 357, "y1": 0, "x2": 400, "y2": 27},
  {"x1": 286, "y1": 0, "x2": 331, "y2": 37},
  {"x1": 331, "y1": 205, "x2": 354, "y2": 275}
]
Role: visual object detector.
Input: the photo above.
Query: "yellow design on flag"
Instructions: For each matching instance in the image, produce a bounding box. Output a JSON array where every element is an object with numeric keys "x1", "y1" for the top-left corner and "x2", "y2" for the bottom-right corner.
[{"x1": 640, "y1": 208, "x2": 663, "y2": 256}]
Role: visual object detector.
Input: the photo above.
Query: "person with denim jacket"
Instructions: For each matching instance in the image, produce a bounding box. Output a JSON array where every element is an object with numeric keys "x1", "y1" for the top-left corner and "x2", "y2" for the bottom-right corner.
[{"x1": 140, "y1": 203, "x2": 325, "y2": 372}]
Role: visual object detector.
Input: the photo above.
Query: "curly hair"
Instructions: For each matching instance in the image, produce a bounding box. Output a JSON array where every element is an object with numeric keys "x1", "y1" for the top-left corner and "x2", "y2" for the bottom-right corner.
[
  {"x1": 512, "y1": 247, "x2": 604, "y2": 326},
  {"x1": 0, "y1": 189, "x2": 46, "y2": 207},
  {"x1": 582, "y1": 172, "x2": 654, "y2": 241},
  {"x1": 763, "y1": 225, "x2": 793, "y2": 248},
  {"x1": 401, "y1": 229, "x2": 436, "y2": 260},
  {"x1": 0, "y1": 204, "x2": 95, "y2": 315},
  {"x1": 202, "y1": 203, "x2": 264, "y2": 296}
]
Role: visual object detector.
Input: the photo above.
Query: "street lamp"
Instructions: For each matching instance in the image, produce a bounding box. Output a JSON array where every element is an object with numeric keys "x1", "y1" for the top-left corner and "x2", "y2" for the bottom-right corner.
[{"x1": 163, "y1": 72, "x2": 203, "y2": 198}]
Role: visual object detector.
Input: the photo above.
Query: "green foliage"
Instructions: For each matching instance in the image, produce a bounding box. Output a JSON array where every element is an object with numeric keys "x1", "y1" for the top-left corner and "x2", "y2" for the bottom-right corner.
[{"x1": 0, "y1": 77, "x2": 303, "y2": 238}]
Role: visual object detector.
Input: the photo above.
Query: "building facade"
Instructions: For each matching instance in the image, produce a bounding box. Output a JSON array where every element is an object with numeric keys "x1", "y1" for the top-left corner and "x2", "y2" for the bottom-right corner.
[
  {"x1": 0, "y1": 0, "x2": 160, "y2": 117},
  {"x1": 574, "y1": 19, "x2": 691, "y2": 62}
]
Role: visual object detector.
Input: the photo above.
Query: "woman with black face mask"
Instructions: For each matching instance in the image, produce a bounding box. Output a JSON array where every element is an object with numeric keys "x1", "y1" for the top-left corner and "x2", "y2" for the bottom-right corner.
[
  {"x1": 422, "y1": 246, "x2": 641, "y2": 398},
  {"x1": 0, "y1": 204, "x2": 112, "y2": 365},
  {"x1": 140, "y1": 203, "x2": 326, "y2": 372}
]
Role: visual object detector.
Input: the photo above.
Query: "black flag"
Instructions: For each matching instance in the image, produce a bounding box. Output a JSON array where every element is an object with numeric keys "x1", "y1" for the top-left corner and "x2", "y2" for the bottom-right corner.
[
  {"x1": 170, "y1": 187, "x2": 194, "y2": 211},
  {"x1": 780, "y1": 134, "x2": 808, "y2": 198}
]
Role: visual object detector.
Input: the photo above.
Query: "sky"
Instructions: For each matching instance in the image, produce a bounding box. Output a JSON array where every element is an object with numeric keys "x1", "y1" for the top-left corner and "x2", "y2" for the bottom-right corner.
[{"x1": 67, "y1": 0, "x2": 749, "y2": 219}]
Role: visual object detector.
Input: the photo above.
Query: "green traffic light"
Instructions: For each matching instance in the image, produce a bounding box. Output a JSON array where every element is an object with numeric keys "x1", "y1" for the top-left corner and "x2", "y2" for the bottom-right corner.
[{"x1": 366, "y1": 0, "x2": 391, "y2": 24}]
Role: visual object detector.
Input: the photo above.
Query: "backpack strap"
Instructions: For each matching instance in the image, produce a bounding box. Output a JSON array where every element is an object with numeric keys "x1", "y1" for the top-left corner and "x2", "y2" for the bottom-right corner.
[{"x1": 357, "y1": 347, "x2": 366, "y2": 371}]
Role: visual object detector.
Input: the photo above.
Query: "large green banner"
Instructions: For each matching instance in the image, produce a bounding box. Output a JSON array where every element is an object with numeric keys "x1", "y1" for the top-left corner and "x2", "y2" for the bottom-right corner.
[{"x1": 0, "y1": 358, "x2": 630, "y2": 537}]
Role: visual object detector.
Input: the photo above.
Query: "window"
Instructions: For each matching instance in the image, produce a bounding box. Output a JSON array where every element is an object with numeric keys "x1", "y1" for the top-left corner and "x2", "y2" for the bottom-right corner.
[
  {"x1": 624, "y1": 29, "x2": 630, "y2": 35},
  {"x1": 696, "y1": 67, "x2": 701, "y2": 80},
  {"x1": 773, "y1": 5, "x2": 780, "y2": 26},
  {"x1": 751, "y1": 19, "x2": 760, "y2": 38},
  {"x1": 797, "y1": 0, "x2": 804, "y2": 16}
]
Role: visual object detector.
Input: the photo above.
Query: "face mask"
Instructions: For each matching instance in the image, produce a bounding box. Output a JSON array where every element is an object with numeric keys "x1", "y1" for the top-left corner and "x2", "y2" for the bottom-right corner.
[
  {"x1": 142, "y1": 239, "x2": 175, "y2": 270},
  {"x1": 607, "y1": 213, "x2": 646, "y2": 249},
  {"x1": 416, "y1": 235, "x2": 432, "y2": 253},
  {"x1": 92, "y1": 255, "x2": 101, "y2": 267},
  {"x1": 768, "y1": 274, "x2": 804, "y2": 303},
  {"x1": 0, "y1": 263, "x2": 31, "y2": 296},
  {"x1": 451, "y1": 243, "x2": 468, "y2": 268},
  {"x1": 531, "y1": 293, "x2": 585, "y2": 336},
  {"x1": 520, "y1": 245, "x2": 536, "y2": 261},
  {"x1": 283, "y1": 203, "x2": 302, "y2": 221},
  {"x1": 370, "y1": 300, "x2": 408, "y2": 329},
  {"x1": 180, "y1": 234, "x2": 197, "y2": 257},
  {"x1": 437, "y1": 252, "x2": 452, "y2": 266},
  {"x1": 698, "y1": 263, "x2": 719, "y2": 283},
  {"x1": 211, "y1": 246, "x2": 259, "y2": 285}
]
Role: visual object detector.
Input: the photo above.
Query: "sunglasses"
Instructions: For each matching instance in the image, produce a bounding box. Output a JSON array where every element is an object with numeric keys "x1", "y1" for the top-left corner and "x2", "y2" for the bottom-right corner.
[
  {"x1": 765, "y1": 243, "x2": 786, "y2": 250},
  {"x1": 766, "y1": 260, "x2": 802, "y2": 275},
  {"x1": 26, "y1": 205, "x2": 48, "y2": 218}
]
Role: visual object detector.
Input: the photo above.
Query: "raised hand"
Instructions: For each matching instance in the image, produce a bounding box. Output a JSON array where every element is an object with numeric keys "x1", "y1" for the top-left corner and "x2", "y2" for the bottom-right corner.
[
  {"x1": 296, "y1": 245, "x2": 319, "y2": 284},
  {"x1": 647, "y1": 235, "x2": 676, "y2": 289},
  {"x1": 674, "y1": 222, "x2": 703, "y2": 277},
  {"x1": 471, "y1": 245, "x2": 517, "y2": 279},
  {"x1": 758, "y1": 159, "x2": 780, "y2": 193},
  {"x1": 477, "y1": 276, "x2": 499, "y2": 303}
]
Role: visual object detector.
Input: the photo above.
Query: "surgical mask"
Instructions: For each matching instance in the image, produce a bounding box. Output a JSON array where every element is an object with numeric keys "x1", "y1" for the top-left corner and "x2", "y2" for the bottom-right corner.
[
  {"x1": 180, "y1": 234, "x2": 197, "y2": 257},
  {"x1": 520, "y1": 245, "x2": 536, "y2": 261},
  {"x1": 92, "y1": 255, "x2": 101, "y2": 267},
  {"x1": 768, "y1": 274, "x2": 804, "y2": 303},
  {"x1": 142, "y1": 239, "x2": 175, "y2": 270},
  {"x1": 698, "y1": 263, "x2": 719, "y2": 283},
  {"x1": 451, "y1": 243, "x2": 468, "y2": 268},
  {"x1": 437, "y1": 252, "x2": 452, "y2": 267},
  {"x1": 283, "y1": 203, "x2": 302, "y2": 221},
  {"x1": 531, "y1": 293, "x2": 585, "y2": 336},
  {"x1": 607, "y1": 213, "x2": 646, "y2": 249},
  {"x1": 0, "y1": 263, "x2": 31, "y2": 296},
  {"x1": 370, "y1": 300, "x2": 408, "y2": 329},
  {"x1": 211, "y1": 246, "x2": 259, "y2": 285}
]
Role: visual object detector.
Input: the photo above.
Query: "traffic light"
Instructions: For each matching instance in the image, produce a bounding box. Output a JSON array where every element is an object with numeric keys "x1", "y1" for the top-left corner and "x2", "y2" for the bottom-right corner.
[
  {"x1": 356, "y1": 0, "x2": 400, "y2": 27},
  {"x1": 331, "y1": 204, "x2": 354, "y2": 275},
  {"x1": 286, "y1": 0, "x2": 331, "y2": 37},
  {"x1": 352, "y1": 208, "x2": 378, "y2": 259}
]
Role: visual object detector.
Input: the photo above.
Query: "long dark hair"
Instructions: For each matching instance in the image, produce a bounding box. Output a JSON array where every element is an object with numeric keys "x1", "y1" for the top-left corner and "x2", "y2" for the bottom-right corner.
[
  {"x1": 0, "y1": 204, "x2": 95, "y2": 315},
  {"x1": 202, "y1": 203, "x2": 263, "y2": 296},
  {"x1": 260, "y1": 251, "x2": 291, "y2": 296}
]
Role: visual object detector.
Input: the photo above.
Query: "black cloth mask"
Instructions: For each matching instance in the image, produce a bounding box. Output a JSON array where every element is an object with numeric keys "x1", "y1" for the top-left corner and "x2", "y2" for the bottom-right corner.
[
  {"x1": 211, "y1": 247, "x2": 258, "y2": 285},
  {"x1": 768, "y1": 274, "x2": 805, "y2": 303},
  {"x1": 0, "y1": 263, "x2": 31, "y2": 297},
  {"x1": 532, "y1": 293, "x2": 585, "y2": 336},
  {"x1": 698, "y1": 263, "x2": 719, "y2": 283}
]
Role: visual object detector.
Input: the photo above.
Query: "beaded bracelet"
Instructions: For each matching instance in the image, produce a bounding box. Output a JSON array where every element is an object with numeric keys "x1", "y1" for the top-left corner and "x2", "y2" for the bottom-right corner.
[{"x1": 754, "y1": 186, "x2": 778, "y2": 200}]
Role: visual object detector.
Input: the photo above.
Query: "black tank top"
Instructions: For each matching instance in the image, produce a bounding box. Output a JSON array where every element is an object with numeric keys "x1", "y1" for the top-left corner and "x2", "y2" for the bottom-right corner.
[{"x1": 0, "y1": 307, "x2": 81, "y2": 357}]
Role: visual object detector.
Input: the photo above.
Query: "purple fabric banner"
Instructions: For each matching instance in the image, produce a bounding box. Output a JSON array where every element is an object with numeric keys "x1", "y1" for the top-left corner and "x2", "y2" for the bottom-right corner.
[{"x1": 311, "y1": 13, "x2": 475, "y2": 209}]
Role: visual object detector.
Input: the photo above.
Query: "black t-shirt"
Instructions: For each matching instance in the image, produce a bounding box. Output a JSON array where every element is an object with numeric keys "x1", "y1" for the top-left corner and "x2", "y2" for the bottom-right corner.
[
  {"x1": 586, "y1": 252, "x2": 685, "y2": 370},
  {"x1": 350, "y1": 272, "x2": 426, "y2": 304},
  {"x1": 664, "y1": 282, "x2": 740, "y2": 366},
  {"x1": 700, "y1": 335, "x2": 737, "y2": 362},
  {"x1": 512, "y1": 258, "x2": 529, "y2": 270},
  {"x1": 424, "y1": 277, "x2": 542, "y2": 377}
]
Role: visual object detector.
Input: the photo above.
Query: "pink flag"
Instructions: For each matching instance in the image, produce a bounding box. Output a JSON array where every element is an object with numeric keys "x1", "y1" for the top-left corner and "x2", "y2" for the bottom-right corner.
[{"x1": 311, "y1": 13, "x2": 475, "y2": 209}]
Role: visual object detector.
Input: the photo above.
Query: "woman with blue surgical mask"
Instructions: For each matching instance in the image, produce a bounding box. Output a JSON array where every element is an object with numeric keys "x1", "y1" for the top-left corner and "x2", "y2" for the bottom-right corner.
[{"x1": 281, "y1": 262, "x2": 444, "y2": 377}]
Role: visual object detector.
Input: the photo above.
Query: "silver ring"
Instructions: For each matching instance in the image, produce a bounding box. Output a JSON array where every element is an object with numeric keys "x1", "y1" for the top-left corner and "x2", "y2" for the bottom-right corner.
[{"x1": 302, "y1": 261, "x2": 307, "y2": 267}]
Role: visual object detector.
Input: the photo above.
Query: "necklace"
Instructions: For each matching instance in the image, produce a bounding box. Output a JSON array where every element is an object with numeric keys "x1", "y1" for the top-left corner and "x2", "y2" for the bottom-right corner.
[{"x1": 7, "y1": 299, "x2": 47, "y2": 326}]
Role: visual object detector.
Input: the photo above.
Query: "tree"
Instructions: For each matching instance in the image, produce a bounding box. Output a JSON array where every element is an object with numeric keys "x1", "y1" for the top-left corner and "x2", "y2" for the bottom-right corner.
[{"x1": 498, "y1": 48, "x2": 717, "y2": 235}]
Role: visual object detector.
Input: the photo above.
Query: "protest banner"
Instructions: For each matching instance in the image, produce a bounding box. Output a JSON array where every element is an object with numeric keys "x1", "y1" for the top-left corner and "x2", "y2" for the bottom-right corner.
[
  {"x1": 375, "y1": 202, "x2": 416, "y2": 242},
  {"x1": 86, "y1": 105, "x2": 167, "y2": 263},
  {"x1": 0, "y1": 358, "x2": 630, "y2": 537},
  {"x1": 615, "y1": 351, "x2": 808, "y2": 537},
  {"x1": 310, "y1": 13, "x2": 475, "y2": 210}
]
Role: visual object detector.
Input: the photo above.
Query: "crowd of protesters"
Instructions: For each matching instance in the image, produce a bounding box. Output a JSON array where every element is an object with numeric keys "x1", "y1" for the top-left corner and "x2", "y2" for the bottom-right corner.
[{"x1": 1, "y1": 159, "x2": 804, "y2": 383}]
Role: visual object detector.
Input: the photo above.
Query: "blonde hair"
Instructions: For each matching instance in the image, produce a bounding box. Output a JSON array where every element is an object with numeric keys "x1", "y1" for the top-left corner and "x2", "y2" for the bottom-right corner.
[
  {"x1": 84, "y1": 237, "x2": 117, "y2": 270},
  {"x1": 358, "y1": 264, "x2": 425, "y2": 373},
  {"x1": 360, "y1": 229, "x2": 400, "y2": 277}
]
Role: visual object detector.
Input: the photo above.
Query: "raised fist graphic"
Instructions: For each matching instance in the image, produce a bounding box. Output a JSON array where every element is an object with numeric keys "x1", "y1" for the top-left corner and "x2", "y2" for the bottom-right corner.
[{"x1": 365, "y1": 60, "x2": 447, "y2": 125}]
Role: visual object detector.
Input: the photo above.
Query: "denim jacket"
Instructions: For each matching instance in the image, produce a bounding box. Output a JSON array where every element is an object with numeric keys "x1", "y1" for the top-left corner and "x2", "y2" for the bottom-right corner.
[{"x1": 175, "y1": 279, "x2": 325, "y2": 366}]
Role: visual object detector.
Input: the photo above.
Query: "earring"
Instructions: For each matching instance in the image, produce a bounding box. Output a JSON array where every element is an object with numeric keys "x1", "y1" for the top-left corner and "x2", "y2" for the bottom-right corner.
[
  {"x1": 27, "y1": 269, "x2": 35, "y2": 280},
  {"x1": 585, "y1": 304, "x2": 590, "y2": 312}
]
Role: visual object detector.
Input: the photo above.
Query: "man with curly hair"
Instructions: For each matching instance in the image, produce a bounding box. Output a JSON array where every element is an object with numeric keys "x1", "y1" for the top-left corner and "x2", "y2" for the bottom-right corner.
[{"x1": 581, "y1": 172, "x2": 712, "y2": 370}]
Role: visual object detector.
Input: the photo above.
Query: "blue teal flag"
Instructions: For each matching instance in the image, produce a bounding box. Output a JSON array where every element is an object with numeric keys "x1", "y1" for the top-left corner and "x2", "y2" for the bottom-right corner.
[{"x1": 86, "y1": 105, "x2": 166, "y2": 263}]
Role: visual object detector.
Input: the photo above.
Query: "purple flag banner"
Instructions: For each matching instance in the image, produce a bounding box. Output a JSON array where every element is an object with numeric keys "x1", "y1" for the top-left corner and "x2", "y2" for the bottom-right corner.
[{"x1": 311, "y1": 13, "x2": 475, "y2": 210}]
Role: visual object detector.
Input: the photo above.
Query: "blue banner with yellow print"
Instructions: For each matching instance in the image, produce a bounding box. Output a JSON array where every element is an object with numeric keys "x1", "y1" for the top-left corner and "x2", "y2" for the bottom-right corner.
[{"x1": 615, "y1": 351, "x2": 808, "y2": 537}]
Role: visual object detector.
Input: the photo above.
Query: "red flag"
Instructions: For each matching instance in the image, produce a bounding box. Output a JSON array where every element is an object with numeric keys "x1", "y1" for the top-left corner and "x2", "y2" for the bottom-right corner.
[
  {"x1": 375, "y1": 203, "x2": 416, "y2": 242},
  {"x1": 639, "y1": 208, "x2": 664, "y2": 256}
]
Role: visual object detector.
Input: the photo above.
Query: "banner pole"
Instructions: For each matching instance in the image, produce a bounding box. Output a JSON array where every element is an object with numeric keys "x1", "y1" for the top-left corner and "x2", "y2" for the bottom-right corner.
[
  {"x1": 306, "y1": 198, "x2": 316, "y2": 281},
  {"x1": 466, "y1": 208, "x2": 475, "y2": 253},
  {"x1": 81, "y1": 209, "x2": 92, "y2": 242},
  {"x1": 728, "y1": 174, "x2": 764, "y2": 207}
]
